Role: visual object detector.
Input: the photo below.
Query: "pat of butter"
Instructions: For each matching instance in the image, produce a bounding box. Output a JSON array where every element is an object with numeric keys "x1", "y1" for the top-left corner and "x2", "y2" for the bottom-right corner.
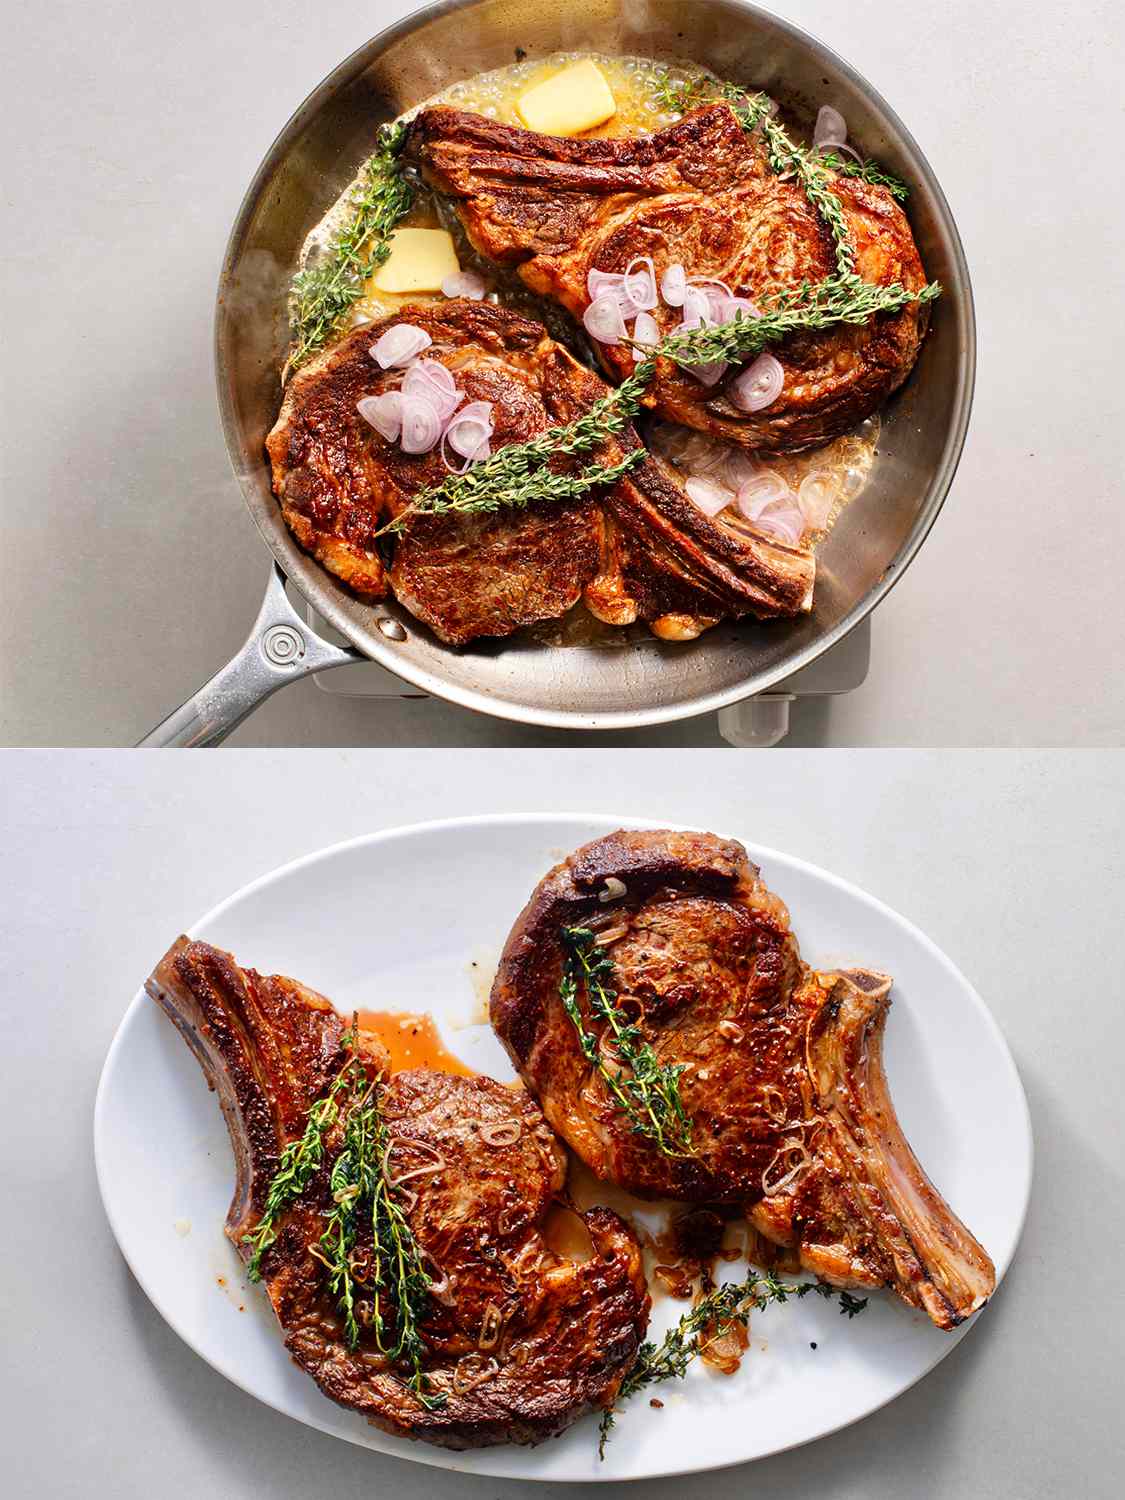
[
  {"x1": 515, "y1": 59, "x2": 617, "y2": 137},
  {"x1": 369, "y1": 227, "x2": 460, "y2": 294}
]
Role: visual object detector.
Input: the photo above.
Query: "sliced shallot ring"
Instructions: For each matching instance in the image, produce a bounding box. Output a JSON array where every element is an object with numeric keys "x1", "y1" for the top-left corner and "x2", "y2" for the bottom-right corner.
[
  {"x1": 402, "y1": 359, "x2": 462, "y2": 420},
  {"x1": 723, "y1": 447, "x2": 762, "y2": 490},
  {"x1": 729, "y1": 353, "x2": 785, "y2": 413},
  {"x1": 689, "y1": 280, "x2": 734, "y2": 323},
  {"x1": 660, "y1": 262, "x2": 688, "y2": 307},
  {"x1": 622, "y1": 256, "x2": 658, "y2": 312},
  {"x1": 399, "y1": 393, "x2": 444, "y2": 454},
  {"x1": 479, "y1": 1118, "x2": 522, "y2": 1147},
  {"x1": 441, "y1": 412, "x2": 493, "y2": 474},
  {"x1": 797, "y1": 469, "x2": 839, "y2": 529},
  {"x1": 355, "y1": 391, "x2": 403, "y2": 442},
  {"x1": 631, "y1": 310, "x2": 660, "y2": 361},
  {"x1": 583, "y1": 292, "x2": 628, "y2": 345},
  {"x1": 385, "y1": 1160, "x2": 445, "y2": 1189},
  {"x1": 452, "y1": 1355, "x2": 499, "y2": 1395},
  {"x1": 587, "y1": 266, "x2": 627, "y2": 300},
  {"x1": 441, "y1": 269, "x2": 488, "y2": 300},
  {"x1": 371, "y1": 323, "x2": 432, "y2": 369},
  {"x1": 446, "y1": 401, "x2": 495, "y2": 459},
  {"x1": 753, "y1": 499, "x2": 806, "y2": 547},
  {"x1": 685, "y1": 476, "x2": 735, "y2": 517},
  {"x1": 813, "y1": 104, "x2": 848, "y2": 148},
  {"x1": 761, "y1": 1141, "x2": 811, "y2": 1196},
  {"x1": 736, "y1": 471, "x2": 792, "y2": 518},
  {"x1": 688, "y1": 360, "x2": 730, "y2": 387},
  {"x1": 679, "y1": 285, "x2": 712, "y2": 330},
  {"x1": 718, "y1": 295, "x2": 761, "y2": 323}
]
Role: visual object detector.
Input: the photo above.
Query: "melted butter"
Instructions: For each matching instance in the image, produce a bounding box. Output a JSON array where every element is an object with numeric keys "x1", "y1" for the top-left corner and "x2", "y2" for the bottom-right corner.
[
  {"x1": 356, "y1": 1009, "x2": 475, "y2": 1076},
  {"x1": 319, "y1": 52, "x2": 711, "y2": 326}
]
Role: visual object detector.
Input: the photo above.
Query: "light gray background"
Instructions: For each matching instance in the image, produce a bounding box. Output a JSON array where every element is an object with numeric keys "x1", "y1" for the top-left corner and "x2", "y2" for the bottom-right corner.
[
  {"x1": 2, "y1": 1, "x2": 1123, "y2": 747},
  {"x1": 2, "y1": 748, "x2": 1121, "y2": 1494}
]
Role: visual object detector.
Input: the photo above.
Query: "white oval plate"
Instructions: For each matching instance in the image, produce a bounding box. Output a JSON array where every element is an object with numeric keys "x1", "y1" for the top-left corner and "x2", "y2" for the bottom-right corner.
[{"x1": 95, "y1": 815, "x2": 1031, "y2": 1482}]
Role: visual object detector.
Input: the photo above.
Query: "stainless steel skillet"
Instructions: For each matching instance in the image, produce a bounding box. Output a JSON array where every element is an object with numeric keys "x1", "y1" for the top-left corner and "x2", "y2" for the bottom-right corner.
[{"x1": 140, "y1": 0, "x2": 974, "y2": 746}]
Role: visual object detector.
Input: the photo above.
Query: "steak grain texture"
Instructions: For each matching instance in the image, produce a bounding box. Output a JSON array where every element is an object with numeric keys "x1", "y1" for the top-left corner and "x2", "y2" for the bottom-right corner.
[
  {"x1": 490, "y1": 830, "x2": 996, "y2": 1330},
  {"x1": 147, "y1": 937, "x2": 649, "y2": 1448},
  {"x1": 406, "y1": 104, "x2": 929, "y2": 453},
  {"x1": 267, "y1": 300, "x2": 813, "y2": 643}
]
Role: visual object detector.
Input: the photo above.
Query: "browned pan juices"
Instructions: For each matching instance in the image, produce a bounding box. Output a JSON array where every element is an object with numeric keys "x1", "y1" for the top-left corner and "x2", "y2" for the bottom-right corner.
[{"x1": 356, "y1": 1008, "x2": 476, "y2": 1076}]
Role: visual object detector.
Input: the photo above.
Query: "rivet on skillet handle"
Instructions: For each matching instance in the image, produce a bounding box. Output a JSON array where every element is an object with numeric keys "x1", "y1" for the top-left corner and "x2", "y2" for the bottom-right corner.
[{"x1": 136, "y1": 563, "x2": 361, "y2": 748}]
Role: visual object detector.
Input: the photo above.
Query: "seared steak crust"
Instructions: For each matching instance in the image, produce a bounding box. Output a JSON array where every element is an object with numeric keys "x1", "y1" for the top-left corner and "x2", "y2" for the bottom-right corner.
[
  {"x1": 267, "y1": 300, "x2": 600, "y2": 644},
  {"x1": 268, "y1": 301, "x2": 812, "y2": 642},
  {"x1": 407, "y1": 103, "x2": 929, "y2": 452},
  {"x1": 147, "y1": 938, "x2": 649, "y2": 1448},
  {"x1": 491, "y1": 831, "x2": 996, "y2": 1329}
]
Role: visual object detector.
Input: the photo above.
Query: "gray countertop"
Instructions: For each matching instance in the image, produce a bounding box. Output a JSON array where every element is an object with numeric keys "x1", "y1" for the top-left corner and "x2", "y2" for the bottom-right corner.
[
  {"x1": 2, "y1": 748, "x2": 1122, "y2": 1494},
  {"x1": 3, "y1": 1, "x2": 1123, "y2": 747}
]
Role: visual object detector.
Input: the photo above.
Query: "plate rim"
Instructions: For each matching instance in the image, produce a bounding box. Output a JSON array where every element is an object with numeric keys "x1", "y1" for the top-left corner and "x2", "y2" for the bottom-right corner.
[{"x1": 93, "y1": 812, "x2": 1034, "y2": 1482}]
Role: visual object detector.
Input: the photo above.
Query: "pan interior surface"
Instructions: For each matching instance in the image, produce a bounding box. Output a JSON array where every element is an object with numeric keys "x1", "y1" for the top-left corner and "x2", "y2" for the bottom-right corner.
[{"x1": 216, "y1": 0, "x2": 973, "y2": 729}]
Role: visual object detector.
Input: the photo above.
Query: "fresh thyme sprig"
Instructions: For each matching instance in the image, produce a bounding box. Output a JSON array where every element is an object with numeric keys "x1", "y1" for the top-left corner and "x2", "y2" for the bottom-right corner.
[
  {"x1": 285, "y1": 122, "x2": 414, "y2": 377},
  {"x1": 378, "y1": 364, "x2": 654, "y2": 536},
  {"x1": 598, "y1": 1269, "x2": 867, "y2": 1455},
  {"x1": 243, "y1": 1053, "x2": 354, "y2": 1280},
  {"x1": 816, "y1": 149, "x2": 909, "y2": 202},
  {"x1": 244, "y1": 1027, "x2": 443, "y2": 1407},
  {"x1": 729, "y1": 89, "x2": 857, "y2": 275},
  {"x1": 560, "y1": 925, "x2": 695, "y2": 1159},
  {"x1": 367, "y1": 1074, "x2": 443, "y2": 1403},
  {"x1": 655, "y1": 274, "x2": 941, "y2": 371},
  {"x1": 314, "y1": 1068, "x2": 377, "y2": 1349}
]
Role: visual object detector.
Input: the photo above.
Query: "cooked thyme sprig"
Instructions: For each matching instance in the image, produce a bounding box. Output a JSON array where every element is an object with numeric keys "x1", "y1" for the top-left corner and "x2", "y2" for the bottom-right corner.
[
  {"x1": 378, "y1": 364, "x2": 654, "y2": 536},
  {"x1": 314, "y1": 1069, "x2": 377, "y2": 1349},
  {"x1": 560, "y1": 925, "x2": 695, "y2": 1159},
  {"x1": 244, "y1": 1026, "x2": 443, "y2": 1408},
  {"x1": 243, "y1": 1053, "x2": 354, "y2": 1280},
  {"x1": 655, "y1": 274, "x2": 941, "y2": 371},
  {"x1": 367, "y1": 1074, "x2": 443, "y2": 1404},
  {"x1": 730, "y1": 89, "x2": 857, "y2": 275},
  {"x1": 816, "y1": 149, "x2": 909, "y2": 202},
  {"x1": 285, "y1": 122, "x2": 413, "y2": 376},
  {"x1": 598, "y1": 1269, "x2": 867, "y2": 1455}
]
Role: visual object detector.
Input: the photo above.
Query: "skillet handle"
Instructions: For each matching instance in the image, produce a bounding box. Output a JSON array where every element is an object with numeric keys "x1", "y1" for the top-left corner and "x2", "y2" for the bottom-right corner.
[{"x1": 136, "y1": 563, "x2": 361, "y2": 747}]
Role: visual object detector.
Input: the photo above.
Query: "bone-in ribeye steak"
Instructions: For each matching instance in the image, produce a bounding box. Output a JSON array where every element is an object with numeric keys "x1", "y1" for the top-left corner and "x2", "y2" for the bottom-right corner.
[
  {"x1": 490, "y1": 830, "x2": 996, "y2": 1330},
  {"x1": 406, "y1": 104, "x2": 929, "y2": 453},
  {"x1": 267, "y1": 299, "x2": 813, "y2": 643},
  {"x1": 147, "y1": 937, "x2": 649, "y2": 1448}
]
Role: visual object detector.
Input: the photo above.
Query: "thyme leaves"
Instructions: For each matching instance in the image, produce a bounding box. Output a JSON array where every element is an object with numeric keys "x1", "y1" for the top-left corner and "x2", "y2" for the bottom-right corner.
[
  {"x1": 285, "y1": 122, "x2": 414, "y2": 376},
  {"x1": 654, "y1": 274, "x2": 941, "y2": 373},
  {"x1": 243, "y1": 1027, "x2": 443, "y2": 1408},
  {"x1": 378, "y1": 364, "x2": 654, "y2": 536},
  {"x1": 559, "y1": 925, "x2": 695, "y2": 1160},
  {"x1": 598, "y1": 1269, "x2": 868, "y2": 1455},
  {"x1": 242, "y1": 1059, "x2": 352, "y2": 1281}
]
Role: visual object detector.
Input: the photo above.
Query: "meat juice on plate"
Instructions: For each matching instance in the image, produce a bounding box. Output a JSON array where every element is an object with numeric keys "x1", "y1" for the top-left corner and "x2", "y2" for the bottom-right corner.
[{"x1": 298, "y1": 52, "x2": 883, "y2": 647}]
